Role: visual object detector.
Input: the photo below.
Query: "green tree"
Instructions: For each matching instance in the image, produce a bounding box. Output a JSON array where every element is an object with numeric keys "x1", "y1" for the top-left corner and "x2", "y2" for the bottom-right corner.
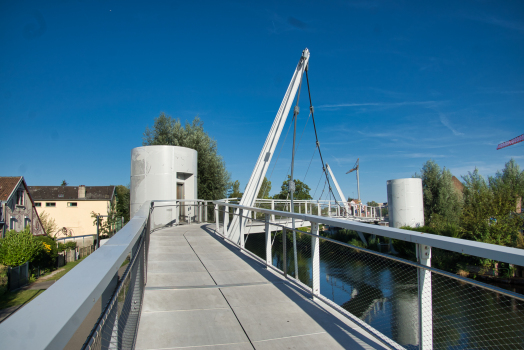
[
  {"x1": 0, "y1": 227, "x2": 43, "y2": 267},
  {"x1": 39, "y1": 211, "x2": 58, "y2": 236},
  {"x1": 258, "y1": 177, "x2": 272, "y2": 199},
  {"x1": 414, "y1": 160, "x2": 462, "y2": 226},
  {"x1": 143, "y1": 114, "x2": 230, "y2": 200},
  {"x1": 115, "y1": 185, "x2": 130, "y2": 223},
  {"x1": 274, "y1": 175, "x2": 312, "y2": 200},
  {"x1": 367, "y1": 201, "x2": 379, "y2": 207},
  {"x1": 228, "y1": 180, "x2": 243, "y2": 199},
  {"x1": 461, "y1": 161, "x2": 524, "y2": 246}
]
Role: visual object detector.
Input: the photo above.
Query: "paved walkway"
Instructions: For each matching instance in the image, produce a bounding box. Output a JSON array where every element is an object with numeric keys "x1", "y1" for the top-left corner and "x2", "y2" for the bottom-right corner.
[{"x1": 135, "y1": 224, "x2": 389, "y2": 350}]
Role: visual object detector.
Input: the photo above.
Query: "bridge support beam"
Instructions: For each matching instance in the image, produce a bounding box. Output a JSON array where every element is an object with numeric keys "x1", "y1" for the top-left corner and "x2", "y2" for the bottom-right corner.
[
  {"x1": 417, "y1": 244, "x2": 433, "y2": 350},
  {"x1": 311, "y1": 222, "x2": 320, "y2": 300}
]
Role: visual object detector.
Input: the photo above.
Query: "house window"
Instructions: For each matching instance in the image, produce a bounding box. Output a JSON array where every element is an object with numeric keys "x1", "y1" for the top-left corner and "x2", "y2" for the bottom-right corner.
[
  {"x1": 35, "y1": 202, "x2": 41, "y2": 207},
  {"x1": 16, "y1": 190, "x2": 24, "y2": 206},
  {"x1": 68, "y1": 202, "x2": 77, "y2": 207},
  {"x1": 10, "y1": 217, "x2": 15, "y2": 230},
  {"x1": 24, "y1": 217, "x2": 30, "y2": 228},
  {"x1": 46, "y1": 202, "x2": 56, "y2": 207}
]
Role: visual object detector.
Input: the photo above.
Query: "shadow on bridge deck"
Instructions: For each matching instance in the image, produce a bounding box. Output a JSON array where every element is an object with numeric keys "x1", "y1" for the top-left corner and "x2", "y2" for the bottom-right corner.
[{"x1": 136, "y1": 224, "x2": 389, "y2": 350}]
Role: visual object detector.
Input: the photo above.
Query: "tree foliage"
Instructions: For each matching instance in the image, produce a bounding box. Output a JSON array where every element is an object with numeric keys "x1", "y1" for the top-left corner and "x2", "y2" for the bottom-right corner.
[
  {"x1": 143, "y1": 114, "x2": 230, "y2": 200},
  {"x1": 39, "y1": 211, "x2": 58, "y2": 236},
  {"x1": 228, "y1": 180, "x2": 242, "y2": 199},
  {"x1": 0, "y1": 227, "x2": 43, "y2": 267},
  {"x1": 91, "y1": 201, "x2": 120, "y2": 237},
  {"x1": 367, "y1": 201, "x2": 379, "y2": 207},
  {"x1": 461, "y1": 160, "x2": 524, "y2": 246},
  {"x1": 414, "y1": 160, "x2": 462, "y2": 225},
  {"x1": 274, "y1": 175, "x2": 312, "y2": 200},
  {"x1": 258, "y1": 177, "x2": 272, "y2": 199},
  {"x1": 115, "y1": 185, "x2": 130, "y2": 223}
]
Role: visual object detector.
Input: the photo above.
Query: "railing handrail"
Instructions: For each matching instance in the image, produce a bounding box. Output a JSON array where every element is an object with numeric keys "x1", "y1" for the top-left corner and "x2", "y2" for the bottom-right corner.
[
  {"x1": 214, "y1": 201, "x2": 524, "y2": 267},
  {"x1": 0, "y1": 200, "x2": 152, "y2": 350}
]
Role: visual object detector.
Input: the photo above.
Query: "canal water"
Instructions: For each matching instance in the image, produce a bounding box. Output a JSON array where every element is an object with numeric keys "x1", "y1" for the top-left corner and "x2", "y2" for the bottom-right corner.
[{"x1": 244, "y1": 232, "x2": 524, "y2": 349}]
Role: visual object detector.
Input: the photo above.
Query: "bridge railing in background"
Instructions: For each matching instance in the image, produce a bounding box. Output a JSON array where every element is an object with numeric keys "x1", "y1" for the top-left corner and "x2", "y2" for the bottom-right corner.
[
  {"x1": 227, "y1": 198, "x2": 386, "y2": 221},
  {"x1": 214, "y1": 201, "x2": 524, "y2": 350}
]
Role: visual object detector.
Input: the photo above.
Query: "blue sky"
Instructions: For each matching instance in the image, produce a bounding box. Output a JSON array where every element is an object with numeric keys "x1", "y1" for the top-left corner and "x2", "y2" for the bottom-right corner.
[{"x1": 1, "y1": 0, "x2": 523, "y2": 203}]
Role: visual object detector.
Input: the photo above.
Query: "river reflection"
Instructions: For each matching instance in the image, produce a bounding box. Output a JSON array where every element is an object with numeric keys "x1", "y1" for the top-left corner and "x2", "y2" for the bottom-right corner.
[{"x1": 244, "y1": 232, "x2": 524, "y2": 349}]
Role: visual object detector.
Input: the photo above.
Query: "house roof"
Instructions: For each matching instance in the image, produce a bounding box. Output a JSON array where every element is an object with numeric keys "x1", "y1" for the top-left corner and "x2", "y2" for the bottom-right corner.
[
  {"x1": 28, "y1": 186, "x2": 115, "y2": 201},
  {"x1": 0, "y1": 176, "x2": 22, "y2": 201}
]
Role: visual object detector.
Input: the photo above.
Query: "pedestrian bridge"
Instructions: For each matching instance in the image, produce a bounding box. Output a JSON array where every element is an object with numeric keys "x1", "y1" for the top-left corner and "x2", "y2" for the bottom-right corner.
[
  {"x1": 136, "y1": 224, "x2": 386, "y2": 349},
  {"x1": 0, "y1": 200, "x2": 523, "y2": 350}
]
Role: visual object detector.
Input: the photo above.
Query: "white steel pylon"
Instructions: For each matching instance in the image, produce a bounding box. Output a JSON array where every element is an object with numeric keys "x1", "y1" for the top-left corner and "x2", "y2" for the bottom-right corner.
[
  {"x1": 325, "y1": 163, "x2": 350, "y2": 214},
  {"x1": 227, "y1": 49, "x2": 310, "y2": 244}
]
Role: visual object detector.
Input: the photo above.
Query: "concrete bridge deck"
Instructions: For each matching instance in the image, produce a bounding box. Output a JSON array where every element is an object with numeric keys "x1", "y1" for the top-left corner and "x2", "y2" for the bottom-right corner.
[{"x1": 136, "y1": 224, "x2": 389, "y2": 350}]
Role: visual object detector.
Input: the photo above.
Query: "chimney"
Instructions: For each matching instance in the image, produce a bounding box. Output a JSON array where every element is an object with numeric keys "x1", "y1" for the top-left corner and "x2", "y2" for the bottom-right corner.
[{"x1": 78, "y1": 185, "x2": 86, "y2": 199}]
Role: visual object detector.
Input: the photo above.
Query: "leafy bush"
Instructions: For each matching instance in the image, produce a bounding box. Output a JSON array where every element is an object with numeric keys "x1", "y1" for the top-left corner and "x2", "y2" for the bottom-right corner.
[
  {"x1": 57, "y1": 241, "x2": 77, "y2": 252},
  {"x1": 34, "y1": 235, "x2": 58, "y2": 269},
  {"x1": 0, "y1": 227, "x2": 43, "y2": 267}
]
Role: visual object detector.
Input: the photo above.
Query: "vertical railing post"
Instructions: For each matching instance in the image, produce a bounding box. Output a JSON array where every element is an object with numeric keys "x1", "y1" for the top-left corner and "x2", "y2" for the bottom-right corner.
[
  {"x1": 215, "y1": 204, "x2": 219, "y2": 234},
  {"x1": 223, "y1": 205, "x2": 229, "y2": 237},
  {"x1": 318, "y1": 203, "x2": 321, "y2": 216},
  {"x1": 265, "y1": 214, "x2": 271, "y2": 267},
  {"x1": 328, "y1": 202, "x2": 331, "y2": 217},
  {"x1": 311, "y1": 222, "x2": 320, "y2": 299},
  {"x1": 239, "y1": 209, "x2": 244, "y2": 249},
  {"x1": 96, "y1": 217, "x2": 100, "y2": 249},
  {"x1": 282, "y1": 228, "x2": 287, "y2": 277},
  {"x1": 271, "y1": 200, "x2": 275, "y2": 222},
  {"x1": 204, "y1": 202, "x2": 208, "y2": 222},
  {"x1": 417, "y1": 244, "x2": 433, "y2": 350}
]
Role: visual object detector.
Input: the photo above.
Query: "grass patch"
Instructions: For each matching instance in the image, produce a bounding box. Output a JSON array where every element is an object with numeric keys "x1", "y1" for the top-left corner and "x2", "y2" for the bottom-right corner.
[
  {"x1": 47, "y1": 257, "x2": 87, "y2": 281},
  {"x1": 0, "y1": 256, "x2": 88, "y2": 310},
  {"x1": 0, "y1": 289, "x2": 44, "y2": 310}
]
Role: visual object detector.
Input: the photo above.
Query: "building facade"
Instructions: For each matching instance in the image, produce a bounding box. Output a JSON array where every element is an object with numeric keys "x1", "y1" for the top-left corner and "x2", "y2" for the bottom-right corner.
[
  {"x1": 28, "y1": 185, "x2": 115, "y2": 238},
  {"x1": 0, "y1": 176, "x2": 45, "y2": 237}
]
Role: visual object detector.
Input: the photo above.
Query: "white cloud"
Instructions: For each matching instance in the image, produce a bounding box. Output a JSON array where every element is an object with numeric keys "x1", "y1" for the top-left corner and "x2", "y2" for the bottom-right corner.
[
  {"x1": 439, "y1": 114, "x2": 464, "y2": 136},
  {"x1": 317, "y1": 101, "x2": 438, "y2": 109}
]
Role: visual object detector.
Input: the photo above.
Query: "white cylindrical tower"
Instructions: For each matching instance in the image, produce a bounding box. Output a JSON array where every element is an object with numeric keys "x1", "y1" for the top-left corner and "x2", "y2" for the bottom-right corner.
[
  {"x1": 130, "y1": 146, "x2": 197, "y2": 225},
  {"x1": 387, "y1": 178, "x2": 424, "y2": 228}
]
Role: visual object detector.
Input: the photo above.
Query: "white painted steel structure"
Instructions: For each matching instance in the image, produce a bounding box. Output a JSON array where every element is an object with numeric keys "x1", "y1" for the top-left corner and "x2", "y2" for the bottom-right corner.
[
  {"x1": 130, "y1": 145, "x2": 197, "y2": 224},
  {"x1": 387, "y1": 178, "x2": 425, "y2": 228},
  {"x1": 228, "y1": 48, "x2": 310, "y2": 244},
  {"x1": 326, "y1": 163, "x2": 350, "y2": 213}
]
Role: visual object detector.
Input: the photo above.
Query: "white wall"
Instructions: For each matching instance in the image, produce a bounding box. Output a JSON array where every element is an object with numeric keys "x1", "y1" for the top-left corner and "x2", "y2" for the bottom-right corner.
[
  {"x1": 387, "y1": 178, "x2": 424, "y2": 228},
  {"x1": 130, "y1": 145, "x2": 198, "y2": 222}
]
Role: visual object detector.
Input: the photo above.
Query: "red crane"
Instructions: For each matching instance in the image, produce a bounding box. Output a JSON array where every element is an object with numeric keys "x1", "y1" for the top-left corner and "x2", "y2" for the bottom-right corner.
[{"x1": 497, "y1": 134, "x2": 524, "y2": 150}]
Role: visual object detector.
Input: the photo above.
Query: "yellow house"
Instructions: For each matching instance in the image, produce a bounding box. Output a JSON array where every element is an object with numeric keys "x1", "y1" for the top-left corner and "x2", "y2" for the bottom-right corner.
[{"x1": 28, "y1": 185, "x2": 115, "y2": 238}]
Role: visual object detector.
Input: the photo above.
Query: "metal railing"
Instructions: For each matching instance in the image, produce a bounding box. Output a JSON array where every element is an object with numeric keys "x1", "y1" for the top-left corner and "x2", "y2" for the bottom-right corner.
[
  {"x1": 214, "y1": 201, "x2": 524, "y2": 350},
  {"x1": 227, "y1": 197, "x2": 386, "y2": 221}
]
